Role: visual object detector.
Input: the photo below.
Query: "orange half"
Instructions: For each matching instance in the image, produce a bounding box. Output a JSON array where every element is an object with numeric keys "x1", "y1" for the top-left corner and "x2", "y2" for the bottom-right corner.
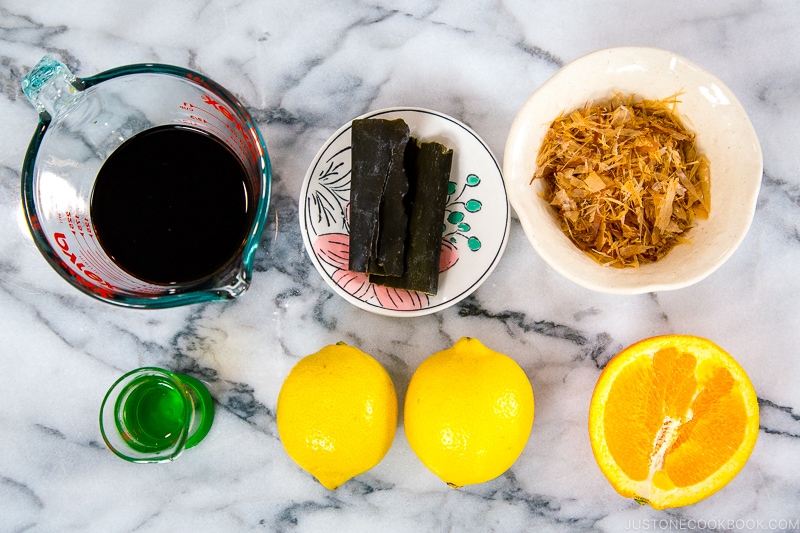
[{"x1": 588, "y1": 335, "x2": 759, "y2": 509}]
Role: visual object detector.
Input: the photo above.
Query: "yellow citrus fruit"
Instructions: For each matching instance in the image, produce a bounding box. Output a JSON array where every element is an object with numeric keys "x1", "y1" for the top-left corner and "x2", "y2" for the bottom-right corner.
[
  {"x1": 588, "y1": 335, "x2": 759, "y2": 509},
  {"x1": 276, "y1": 342, "x2": 398, "y2": 490},
  {"x1": 404, "y1": 337, "x2": 535, "y2": 488}
]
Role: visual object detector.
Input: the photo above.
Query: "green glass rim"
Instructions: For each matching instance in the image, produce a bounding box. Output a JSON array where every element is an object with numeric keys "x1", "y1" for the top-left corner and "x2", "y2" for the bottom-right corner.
[
  {"x1": 20, "y1": 61, "x2": 272, "y2": 309},
  {"x1": 99, "y1": 367, "x2": 192, "y2": 463},
  {"x1": 174, "y1": 373, "x2": 215, "y2": 449}
]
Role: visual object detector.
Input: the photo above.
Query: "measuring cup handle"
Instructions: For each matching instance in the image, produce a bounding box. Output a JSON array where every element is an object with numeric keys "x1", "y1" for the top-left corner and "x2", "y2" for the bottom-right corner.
[{"x1": 21, "y1": 56, "x2": 85, "y2": 121}]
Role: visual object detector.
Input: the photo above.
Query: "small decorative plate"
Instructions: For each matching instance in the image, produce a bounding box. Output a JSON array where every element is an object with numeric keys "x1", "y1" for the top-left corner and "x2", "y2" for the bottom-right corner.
[{"x1": 299, "y1": 107, "x2": 509, "y2": 317}]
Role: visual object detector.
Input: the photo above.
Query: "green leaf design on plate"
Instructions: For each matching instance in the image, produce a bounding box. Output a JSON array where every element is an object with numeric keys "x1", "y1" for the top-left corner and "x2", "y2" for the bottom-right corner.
[
  {"x1": 465, "y1": 199, "x2": 482, "y2": 213},
  {"x1": 441, "y1": 175, "x2": 485, "y2": 256},
  {"x1": 447, "y1": 211, "x2": 465, "y2": 224}
]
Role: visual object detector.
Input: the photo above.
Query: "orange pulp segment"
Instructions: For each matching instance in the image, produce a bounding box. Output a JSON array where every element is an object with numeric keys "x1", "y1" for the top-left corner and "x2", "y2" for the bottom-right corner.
[{"x1": 588, "y1": 335, "x2": 759, "y2": 509}]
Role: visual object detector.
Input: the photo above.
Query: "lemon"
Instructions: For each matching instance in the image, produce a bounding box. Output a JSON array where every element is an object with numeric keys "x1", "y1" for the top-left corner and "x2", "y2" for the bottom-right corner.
[
  {"x1": 404, "y1": 337, "x2": 534, "y2": 488},
  {"x1": 276, "y1": 343, "x2": 398, "y2": 490}
]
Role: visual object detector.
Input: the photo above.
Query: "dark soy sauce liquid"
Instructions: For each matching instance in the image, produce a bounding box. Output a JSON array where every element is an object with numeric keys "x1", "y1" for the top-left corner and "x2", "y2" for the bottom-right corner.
[{"x1": 91, "y1": 125, "x2": 253, "y2": 285}]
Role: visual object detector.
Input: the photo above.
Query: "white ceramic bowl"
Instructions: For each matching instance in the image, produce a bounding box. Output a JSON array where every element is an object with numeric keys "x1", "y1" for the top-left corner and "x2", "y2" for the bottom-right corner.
[{"x1": 503, "y1": 47, "x2": 763, "y2": 294}]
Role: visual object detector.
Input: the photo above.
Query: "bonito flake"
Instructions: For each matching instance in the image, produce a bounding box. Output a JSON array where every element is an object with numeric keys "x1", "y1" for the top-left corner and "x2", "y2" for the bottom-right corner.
[{"x1": 533, "y1": 93, "x2": 711, "y2": 268}]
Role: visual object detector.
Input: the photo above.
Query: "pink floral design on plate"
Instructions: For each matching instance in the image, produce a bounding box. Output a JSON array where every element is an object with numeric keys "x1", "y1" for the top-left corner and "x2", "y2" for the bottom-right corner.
[{"x1": 312, "y1": 233, "x2": 459, "y2": 312}]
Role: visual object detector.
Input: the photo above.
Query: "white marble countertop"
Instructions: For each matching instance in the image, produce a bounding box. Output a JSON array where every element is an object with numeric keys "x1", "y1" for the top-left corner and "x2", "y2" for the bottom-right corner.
[{"x1": 1, "y1": 1, "x2": 799, "y2": 531}]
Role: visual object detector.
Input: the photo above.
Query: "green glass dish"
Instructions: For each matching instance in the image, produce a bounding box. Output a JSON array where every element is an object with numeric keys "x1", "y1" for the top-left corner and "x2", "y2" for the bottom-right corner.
[{"x1": 100, "y1": 367, "x2": 214, "y2": 463}]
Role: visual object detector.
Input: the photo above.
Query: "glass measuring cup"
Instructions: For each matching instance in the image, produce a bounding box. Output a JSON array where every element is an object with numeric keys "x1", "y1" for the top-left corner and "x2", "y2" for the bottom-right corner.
[
  {"x1": 20, "y1": 56, "x2": 271, "y2": 308},
  {"x1": 99, "y1": 367, "x2": 214, "y2": 463}
]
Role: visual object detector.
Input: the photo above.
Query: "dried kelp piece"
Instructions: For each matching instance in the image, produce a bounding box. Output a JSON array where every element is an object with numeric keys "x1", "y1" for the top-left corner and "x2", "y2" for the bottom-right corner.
[
  {"x1": 370, "y1": 139, "x2": 453, "y2": 295},
  {"x1": 532, "y1": 93, "x2": 711, "y2": 268},
  {"x1": 349, "y1": 118, "x2": 411, "y2": 276}
]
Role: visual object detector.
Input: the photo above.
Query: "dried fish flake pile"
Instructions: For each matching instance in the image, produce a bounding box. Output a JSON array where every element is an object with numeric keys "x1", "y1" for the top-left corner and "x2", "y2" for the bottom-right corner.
[{"x1": 533, "y1": 94, "x2": 710, "y2": 268}]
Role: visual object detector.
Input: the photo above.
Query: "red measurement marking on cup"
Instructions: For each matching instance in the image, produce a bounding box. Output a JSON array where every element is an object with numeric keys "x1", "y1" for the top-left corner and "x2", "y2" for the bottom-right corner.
[
  {"x1": 53, "y1": 232, "x2": 119, "y2": 295},
  {"x1": 180, "y1": 100, "x2": 256, "y2": 164},
  {"x1": 200, "y1": 94, "x2": 235, "y2": 121},
  {"x1": 76, "y1": 231, "x2": 127, "y2": 285},
  {"x1": 83, "y1": 216, "x2": 93, "y2": 238},
  {"x1": 199, "y1": 95, "x2": 257, "y2": 153},
  {"x1": 180, "y1": 120, "x2": 252, "y2": 166},
  {"x1": 57, "y1": 214, "x2": 166, "y2": 295},
  {"x1": 64, "y1": 211, "x2": 127, "y2": 285},
  {"x1": 184, "y1": 103, "x2": 236, "y2": 131}
]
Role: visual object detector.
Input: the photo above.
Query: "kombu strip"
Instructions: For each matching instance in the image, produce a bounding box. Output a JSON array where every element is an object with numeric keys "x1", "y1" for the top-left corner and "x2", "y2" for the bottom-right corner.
[
  {"x1": 370, "y1": 139, "x2": 453, "y2": 295},
  {"x1": 348, "y1": 118, "x2": 411, "y2": 276}
]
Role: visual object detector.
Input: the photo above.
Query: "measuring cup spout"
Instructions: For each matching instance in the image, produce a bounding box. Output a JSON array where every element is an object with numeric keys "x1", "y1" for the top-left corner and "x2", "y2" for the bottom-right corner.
[
  {"x1": 21, "y1": 56, "x2": 85, "y2": 121},
  {"x1": 208, "y1": 265, "x2": 249, "y2": 301}
]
